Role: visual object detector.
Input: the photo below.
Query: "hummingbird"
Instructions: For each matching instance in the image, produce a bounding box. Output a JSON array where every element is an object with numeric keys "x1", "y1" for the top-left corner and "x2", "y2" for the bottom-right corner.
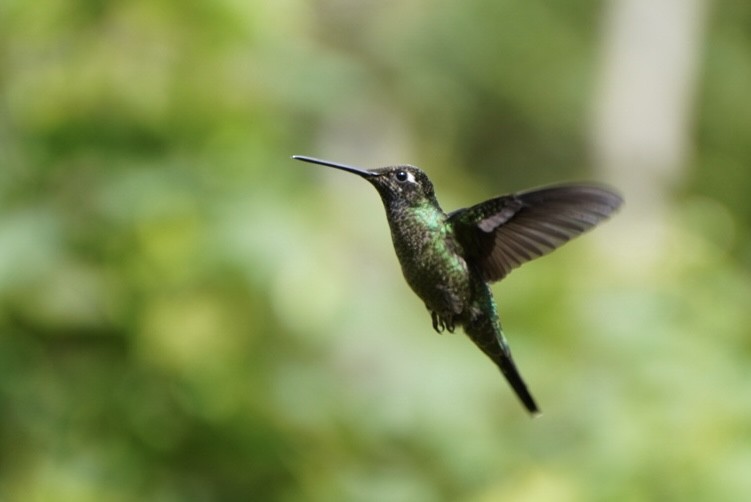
[{"x1": 293, "y1": 155, "x2": 622, "y2": 415}]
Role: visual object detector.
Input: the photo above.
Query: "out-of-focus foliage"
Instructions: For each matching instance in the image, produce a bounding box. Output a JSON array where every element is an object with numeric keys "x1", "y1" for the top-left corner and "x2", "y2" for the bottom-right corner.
[{"x1": 1, "y1": 1, "x2": 750, "y2": 501}]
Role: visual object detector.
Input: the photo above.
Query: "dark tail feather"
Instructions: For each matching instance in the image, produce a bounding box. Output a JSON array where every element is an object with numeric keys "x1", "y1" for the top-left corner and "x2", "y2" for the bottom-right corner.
[
  {"x1": 495, "y1": 350, "x2": 540, "y2": 415},
  {"x1": 464, "y1": 315, "x2": 540, "y2": 415}
]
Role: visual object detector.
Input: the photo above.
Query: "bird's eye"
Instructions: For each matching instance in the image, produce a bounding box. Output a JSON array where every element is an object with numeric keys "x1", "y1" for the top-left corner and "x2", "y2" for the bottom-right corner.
[{"x1": 395, "y1": 170, "x2": 409, "y2": 182}]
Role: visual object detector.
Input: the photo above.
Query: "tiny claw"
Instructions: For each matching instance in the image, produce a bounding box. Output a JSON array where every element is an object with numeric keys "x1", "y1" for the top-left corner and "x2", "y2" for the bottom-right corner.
[
  {"x1": 431, "y1": 312, "x2": 445, "y2": 334},
  {"x1": 430, "y1": 311, "x2": 457, "y2": 334}
]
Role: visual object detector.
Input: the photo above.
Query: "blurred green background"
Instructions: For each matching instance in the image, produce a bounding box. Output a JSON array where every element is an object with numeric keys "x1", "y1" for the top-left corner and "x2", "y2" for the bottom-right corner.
[{"x1": 2, "y1": 1, "x2": 750, "y2": 500}]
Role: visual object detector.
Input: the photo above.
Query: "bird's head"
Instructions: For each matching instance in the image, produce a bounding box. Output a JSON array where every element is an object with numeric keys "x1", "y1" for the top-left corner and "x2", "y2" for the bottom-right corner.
[{"x1": 293, "y1": 156, "x2": 439, "y2": 209}]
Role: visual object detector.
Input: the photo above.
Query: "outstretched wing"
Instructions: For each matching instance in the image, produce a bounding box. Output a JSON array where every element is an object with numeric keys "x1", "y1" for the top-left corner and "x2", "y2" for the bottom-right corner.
[{"x1": 448, "y1": 184, "x2": 623, "y2": 282}]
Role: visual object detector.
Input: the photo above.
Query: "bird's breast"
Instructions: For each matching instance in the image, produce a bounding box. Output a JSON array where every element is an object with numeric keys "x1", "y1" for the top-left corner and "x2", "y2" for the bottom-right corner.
[{"x1": 387, "y1": 209, "x2": 471, "y2": 315}]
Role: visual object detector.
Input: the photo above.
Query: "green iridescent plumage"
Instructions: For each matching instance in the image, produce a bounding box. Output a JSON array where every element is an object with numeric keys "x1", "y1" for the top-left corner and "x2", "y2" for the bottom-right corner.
[{"x1": 294, "y1": 155, "x2": 623, "y2": 415}]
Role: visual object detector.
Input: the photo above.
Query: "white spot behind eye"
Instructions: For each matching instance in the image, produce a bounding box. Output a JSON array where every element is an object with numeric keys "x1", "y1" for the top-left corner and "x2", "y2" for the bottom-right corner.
[{"x1": 405, "y1": 171, "x2": 416, "y2": 183}]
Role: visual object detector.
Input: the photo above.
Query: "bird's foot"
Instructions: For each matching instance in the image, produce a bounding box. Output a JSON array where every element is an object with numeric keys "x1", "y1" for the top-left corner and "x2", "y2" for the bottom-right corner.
[
  {"x1": 431, "y1": 312, "x2": 456, "y2": 334},
  {"x1": 431, "y1": 312, "x2": 444, "y2": 333}
]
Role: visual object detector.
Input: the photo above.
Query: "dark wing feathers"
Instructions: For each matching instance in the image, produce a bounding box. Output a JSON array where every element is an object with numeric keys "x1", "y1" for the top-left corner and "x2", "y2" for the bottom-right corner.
[{"x1": 449, "y1": 184, "x2": 623, "y2": 282}]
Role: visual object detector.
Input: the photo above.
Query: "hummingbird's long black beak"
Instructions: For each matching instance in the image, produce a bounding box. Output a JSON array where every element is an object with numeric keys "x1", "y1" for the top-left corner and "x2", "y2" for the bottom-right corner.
[{"x1": 292, "y1": 155, "x2": 376, "y2": 178}]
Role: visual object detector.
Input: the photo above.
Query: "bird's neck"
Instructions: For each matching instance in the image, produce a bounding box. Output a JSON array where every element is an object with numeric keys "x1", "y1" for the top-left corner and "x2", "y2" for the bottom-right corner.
[
  {"x1": 386, "y1": 201, "x2": 445, "y2": 232},
  {"x1": 382, "y1": 201, "x2": 449, "y2": 260}
]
